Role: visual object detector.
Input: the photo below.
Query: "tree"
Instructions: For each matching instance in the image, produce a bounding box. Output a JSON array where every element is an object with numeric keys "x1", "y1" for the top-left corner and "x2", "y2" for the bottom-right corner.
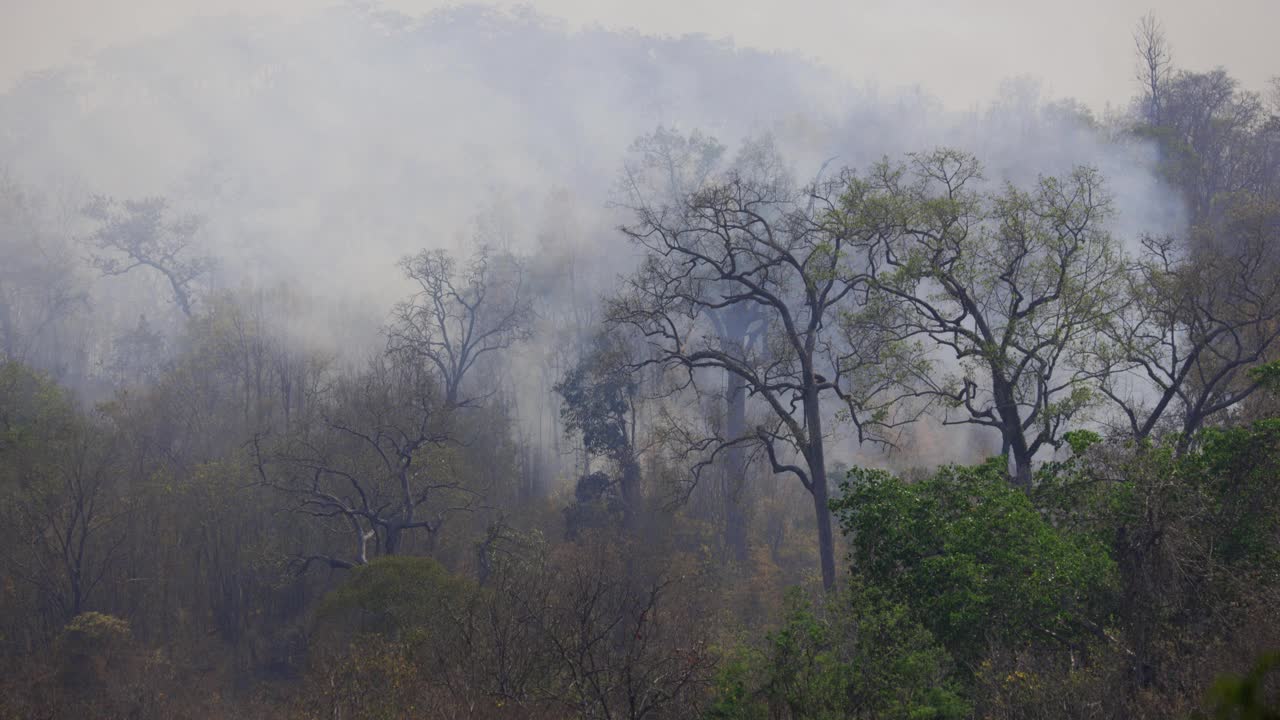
[
  {"x1": 708, "y1": 586, "x2": 967, "y2": 720},
  {"x1": 852, "y1": 149, "x2": 1123, "y2": 488},
  {"x1": 0, "y1": 363, "x2": 125, "y2": 623},
  {"x1": 0, "y1": 176, "x2": 86, "y2": 374},
  {"x1": 388, "y1": 245, "x2": 534, "y2": 408},
  {"x1": 1133, "y1": 13, "x2": 1173, "y2": 126},
  {"x1": 611, "y1": 146, "x2": 917, "y2": 589},
  {"x1": 832, "y1": 458, "x2": 1116, "y2": 670},
  {"x1": 620, "y1": 127, "x2": 757, "y2": 562},
  {"x1": 1042, "y1": 416, "x2": 1280, "y2": 696},
  {"x1": 1096, "y1": 202, "x2": 1280, "y2": 447},
  {"x1": 513, "y1": 542, "x2": 716, "y2": 720},
  {"x1": 84, "y1": 196, "x2": 213, "y2": 318},
  {"x1": 254, "y1": 356, "x2": 477, "y2": 568},
  {"x1": 1138, "y1": 69, "x2": 1271, "y2": 226},
  {"x1": 555, "y1": 330, "x2": 645, "y2": 526}
]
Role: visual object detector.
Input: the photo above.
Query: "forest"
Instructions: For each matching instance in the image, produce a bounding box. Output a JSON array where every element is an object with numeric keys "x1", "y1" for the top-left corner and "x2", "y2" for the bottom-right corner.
[{"x1": 0, "y1": 5, "x2": 1278, "y2": 718}]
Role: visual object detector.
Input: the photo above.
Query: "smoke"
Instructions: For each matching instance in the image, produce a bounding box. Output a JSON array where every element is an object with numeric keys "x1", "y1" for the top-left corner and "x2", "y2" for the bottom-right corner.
[{"x1": 0, "y1": 3, "x2": 1186, "y2": 471}]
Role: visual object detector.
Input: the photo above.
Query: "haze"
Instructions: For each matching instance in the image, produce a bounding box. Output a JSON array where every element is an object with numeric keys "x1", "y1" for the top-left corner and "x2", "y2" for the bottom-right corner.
[
  {"x1": 0, "y1": 3, "x2": 1277, "y2": 718},
  {"x1": 5, "y1": 0, "x2": 1278, "y2": 108}
]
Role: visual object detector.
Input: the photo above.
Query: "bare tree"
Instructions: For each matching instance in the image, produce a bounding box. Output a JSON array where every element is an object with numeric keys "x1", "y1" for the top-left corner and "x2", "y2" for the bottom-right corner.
[
  {"x1": 22, "y1": 430, "x2": 123, "y2": 620},
  {"x1": 1096, "y1": 201, "x2": 1280, "y2": 447},
  {"x1": 0, "y1": 177, "x2": 86, "y2": 372},
  {"x1": 611, "y1": 157, "x2": 918, "y2": 589},
  {"x1": 1133, "y1": 12, "x2": 1173, "y2": 126},
  {"x1": 387, "y1": 245, "x2": 534, "y2": 408},
  {"x1": 857, "y1": 149, "x2": 1124, "y2": 488},
  {"x1": 84, "y1": 196, "x2": 213, "y2": 318},
  {"x1": 512, "y1": 543, "x2": 715, "y2": 720},
  {"x1": 254, "y1": 357, "x2": 478, "y2": 568},
  {"x1": 620, "y1": 129, "x2": 768, "y2": 565}
]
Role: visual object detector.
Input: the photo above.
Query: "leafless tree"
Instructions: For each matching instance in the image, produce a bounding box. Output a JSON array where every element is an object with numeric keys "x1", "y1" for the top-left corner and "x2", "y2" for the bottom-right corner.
[
  {"x1": 253, "y1": 356, "x2": 479, "y2": 569},
  {"x1": 1096, "y1": 201, "x2": 1280, "y2": 447},
  {"x1": 387, "y1": 245, "x2": 534, "y2": 408},
  {"x1": 1133, "y1": 13, "x2": 1173, "y2": 126},
  {"x1": 5, "y1": 409, "x2": 125, "y2": 621},
  {"x1": 611, "y1": 158, "x2": 920, "y2": 589},
  {"x1": 512, "y1": 544, "x2": 715, "y2": 720}
]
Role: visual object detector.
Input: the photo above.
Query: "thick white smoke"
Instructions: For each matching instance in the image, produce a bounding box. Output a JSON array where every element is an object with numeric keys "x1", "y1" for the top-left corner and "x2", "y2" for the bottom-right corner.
[{"x1": 0, "y1": 3, "x2": 1186, "y2": 472}]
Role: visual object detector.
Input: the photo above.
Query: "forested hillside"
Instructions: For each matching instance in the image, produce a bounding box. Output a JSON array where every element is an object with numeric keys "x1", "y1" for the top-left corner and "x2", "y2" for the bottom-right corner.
[{"x1": 1, "y1": 7, "x2": 1277, "y2": 718}]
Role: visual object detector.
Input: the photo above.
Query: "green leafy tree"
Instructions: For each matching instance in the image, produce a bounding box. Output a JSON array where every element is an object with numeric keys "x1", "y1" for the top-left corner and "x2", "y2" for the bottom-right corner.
[
  {"x1": 848, "y1": 150, "x2": 1124, "y2": 488},
  {"x1": 555, "y1": 330, "x2": 643, "y2": 525},
  {"x1": 831, "y1": 458, "x2": 1116, "y2": 669},
  {"x1": 707, "y1": 585, "x2": 967, "y2": 720}
]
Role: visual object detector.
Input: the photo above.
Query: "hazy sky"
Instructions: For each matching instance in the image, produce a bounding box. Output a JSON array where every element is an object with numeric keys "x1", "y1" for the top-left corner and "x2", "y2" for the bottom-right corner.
[{"x1": 3, "y1": 0, "x2": 1277, "y2": 109}]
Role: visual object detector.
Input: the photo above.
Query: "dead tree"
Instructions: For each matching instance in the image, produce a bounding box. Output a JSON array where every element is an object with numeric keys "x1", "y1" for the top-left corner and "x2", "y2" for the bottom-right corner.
[{"x1": 387, "y1": 245, "x2": 534, "y2": 409}]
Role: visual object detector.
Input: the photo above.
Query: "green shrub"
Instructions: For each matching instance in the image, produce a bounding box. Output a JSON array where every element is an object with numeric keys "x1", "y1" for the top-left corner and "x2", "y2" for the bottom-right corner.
[
  {"x1": 707, "y1": 584, "x2": 967, "y2": 720},
  {"x1": 831, "y1": 458, "x2": 1116, "y2": 669}
]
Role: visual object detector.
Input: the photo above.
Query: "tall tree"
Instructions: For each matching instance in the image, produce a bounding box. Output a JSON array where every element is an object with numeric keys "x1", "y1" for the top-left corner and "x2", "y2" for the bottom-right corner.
[
  {"x1": 387, "y1": 245, "x2": 533, "y2": 408},
  {"x1": 1138, "y1": 68, "x2": 1271, "y2": 226},
  {"x1": 611, "y1": 150, "x2": 915, "y2": 589},
  {"x1": 1096, "y1": 199, "x2": 1280, "y2": 446},
  {"x1": 619, "y1": 127, "x2": 759, "y2": 564},
  {"x1": 555, "y1": 330, "x2": 645, "y2": 527},
  {"x1": 0, "y1": 362, "x2": 124, "y2": 623},
  {"x1": 254, "y1": 356, "x2": 475, "y2": 568},
  {"x1": 1133, "y1": 12, "x2": 1173, "y2": 126},
  {"x1": 854, "y1": 149, "x2": 1123, "y2": 488}
]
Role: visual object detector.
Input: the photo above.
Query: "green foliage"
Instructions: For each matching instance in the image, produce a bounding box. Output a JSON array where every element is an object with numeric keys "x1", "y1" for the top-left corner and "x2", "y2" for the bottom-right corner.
[
  {"x1": 58, "y1": 611, "x2": 130, "y2": 650},
  {"x1": 1195, "y1": 652, "x2": 1280, "y2": 720},
  {"x1": 1248, "y1": 361, "x2": 1280, "y2": 394},
  {"x1": 554, "y1": 331, "x2": 636, "y2": 460},
  {"x1": 0, "y1": 361, "x2": 78, "y2": 476},
  {"x1": 1063, "y1": 429, "x2": 1102, "y2": 456},
  {"x1": 832, "y1": 459, "x2": 1116, "y2": 668},
  {"x1": 707, "y1": 585, "x2": 968, "y2": 720},
  {"x1": 706, "y1": 650, "x2": 769, "y2": 720},
  {"x1": 56, "y1": 612, "x2": 131, "y2": 690},
  {"x1": 1181, "y1": 420, "x2": 1280, "y2": 567},
  {"x1": 316, "y1": 555, "x2": 475, "y2": 643}
]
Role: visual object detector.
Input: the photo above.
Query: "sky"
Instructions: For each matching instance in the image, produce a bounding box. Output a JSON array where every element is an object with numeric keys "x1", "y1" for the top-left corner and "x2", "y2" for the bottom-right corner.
[{"x1": 2, "y1": 0, "x2": 1277, "y2": 110}]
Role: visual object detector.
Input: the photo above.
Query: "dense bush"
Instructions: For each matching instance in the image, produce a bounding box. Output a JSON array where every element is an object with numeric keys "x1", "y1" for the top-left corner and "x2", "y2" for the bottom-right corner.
[{"x1": 831, "y1": 458, "x2": 1116, "y2": 671}]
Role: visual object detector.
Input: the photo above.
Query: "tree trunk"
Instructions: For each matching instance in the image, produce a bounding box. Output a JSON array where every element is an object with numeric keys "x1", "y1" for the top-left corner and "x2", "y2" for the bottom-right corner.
[
  {"x1": 1008, "y1": 424, "x2": 1033, "y2": 490},
  {"x1": 811, "y1": 462, "x2": 836, "y2": 590},
  {"x1": 995, "y1": 377, "x2": 1033, "y2": 491},
  {"x1": 804, "y1": 389, "x2": 836, "y2": 590},
  {"x1": 384, "y1": 525, "x2": 402, "y2": 555},
  {"x1": 723, "y1": 371, "x2": 749, "y2": 565},
  {"x1": 619, "y1": 453, "x2": 643, "y2": 530},
  {"x1": 1011, "y1": 452, "x2": 1033, "y2": 490}
]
